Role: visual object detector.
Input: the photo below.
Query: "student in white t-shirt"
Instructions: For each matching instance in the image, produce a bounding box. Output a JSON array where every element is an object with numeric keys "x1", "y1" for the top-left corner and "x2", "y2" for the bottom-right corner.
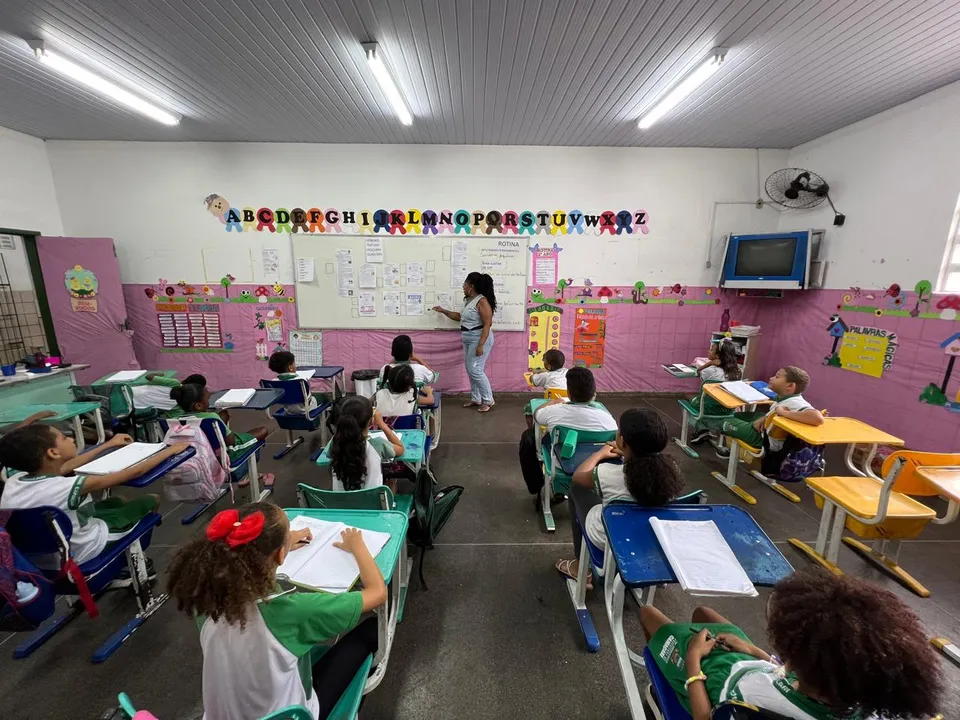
[
  {"x1": 554, "y1": 408, "x2": 683, "y2": 589},
  {"x1": 329, "y1": 396, "x2": 405, "y2": 493},
  {"x1": 719, "y1": 366, "x2": 824, "y2": 472},
  {"x1": 689, "y1": 339, "x2": 741, "y2": 445},
  {"x1": 379, "y1": 334, "x2": 438, "y2": 387},
  {"x1": 523, "y1": 348, "x2": 568, "y2": 429},
  {"x1": 168, "y1": 502, "x2": 388, "y2": 720},
  {"x1": 531, "y1": 367, "x2": 618, "y2": 435},
  {"x1": 641, "y1": 568, "x2": 944, "y2": 720},
  {"x1": 374, "y1": 364, "x2": 436, "y2": 419},
  {"x1": 0, "y1": 425, "x2": 188, "y2": 567}
]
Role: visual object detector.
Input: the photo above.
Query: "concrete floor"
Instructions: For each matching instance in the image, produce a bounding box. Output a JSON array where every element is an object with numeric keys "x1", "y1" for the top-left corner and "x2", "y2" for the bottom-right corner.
[{"x1": 2, "y1": 394, "x2": 959, "y2": 719}]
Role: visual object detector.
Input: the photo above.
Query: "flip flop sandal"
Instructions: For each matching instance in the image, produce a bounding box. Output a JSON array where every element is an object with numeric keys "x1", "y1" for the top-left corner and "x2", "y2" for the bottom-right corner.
[
  {"x1": 261, "y1": 473, "x2": 276, "y2": 488},
  {"x1": 462, "y1": 400, "x2": 480, "y2": 408},
  {"x1": 555, "y1": 558, "x2": 593, "y2": 590},
  {"x1": 477, "y1": 402, "x2": 496, "y2": 413}
]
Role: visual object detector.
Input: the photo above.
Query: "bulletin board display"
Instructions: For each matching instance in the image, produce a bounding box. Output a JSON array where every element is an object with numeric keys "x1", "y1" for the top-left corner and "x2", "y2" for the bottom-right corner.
[{"x1": 291, "y1": 234, "x2": 527, "y2": 331}]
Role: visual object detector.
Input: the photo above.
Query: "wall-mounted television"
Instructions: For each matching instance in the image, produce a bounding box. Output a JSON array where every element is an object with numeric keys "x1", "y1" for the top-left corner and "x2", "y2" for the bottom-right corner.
[{"x1": 719, "y1": 230, "x2": 824, "y2": 290}]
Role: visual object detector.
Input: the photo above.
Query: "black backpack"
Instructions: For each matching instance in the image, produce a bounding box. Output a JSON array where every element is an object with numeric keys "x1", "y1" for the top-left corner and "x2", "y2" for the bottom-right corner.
[
  {"x1": 409, "y1": 468, "x2": 462, "y2": 590},
  {"x1": 519, "y1": 428, "x2": 545, "y2": 494}
]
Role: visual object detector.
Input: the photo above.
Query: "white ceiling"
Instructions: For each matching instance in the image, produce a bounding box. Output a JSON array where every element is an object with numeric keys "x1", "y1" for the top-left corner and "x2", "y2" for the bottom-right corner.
[{"x1": 0, "y1": 0, "x2": 959, "y2": 147}]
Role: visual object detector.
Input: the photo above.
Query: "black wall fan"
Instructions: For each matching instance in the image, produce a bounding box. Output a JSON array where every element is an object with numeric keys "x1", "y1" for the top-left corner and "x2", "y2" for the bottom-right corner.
[{"x1": 765, "y1": 168, "x2": 845, "y2": 226}]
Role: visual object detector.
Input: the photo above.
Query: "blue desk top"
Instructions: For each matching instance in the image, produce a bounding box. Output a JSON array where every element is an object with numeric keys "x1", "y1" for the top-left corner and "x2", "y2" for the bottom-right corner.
[
  {"x1": 209, "y1": 388, "x2": 284, "y2": 410},
  {"x1": 420, "y1": 390, "x2": 441, "y2": 410},
  {"x1": 602, "y1": 504, "x2": 792, "y2": 589},
  {"x1": 556, "y1": 442, "x2": 622, "y2": 476},
  {"x1": 285, "y1": 508, "x2": 408, "y2": 582},
  {"x1": 315, "y1": 429, "x2": 426, "y2": 467},
  {"x1": 76, "y1": 444, "x2": 197, "y2": 488},
  {"x1": 301, "y1": 366, "x2": 344, "y2": 380}
]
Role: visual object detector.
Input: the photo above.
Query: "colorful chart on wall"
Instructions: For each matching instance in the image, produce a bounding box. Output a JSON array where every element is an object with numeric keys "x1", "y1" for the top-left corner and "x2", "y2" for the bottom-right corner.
[
  {"x1": 290, "y1": 330, "x2": 323, "y2": 366},
  {"x1": 526, "y1": 304, "x2": 562, "y2": 371},
  {"x1": 823, "y1": 315, "x2": 897, "y2": 378},
  {"x1": 573, "y1": 307, "x2": 606, "y2": 368}
]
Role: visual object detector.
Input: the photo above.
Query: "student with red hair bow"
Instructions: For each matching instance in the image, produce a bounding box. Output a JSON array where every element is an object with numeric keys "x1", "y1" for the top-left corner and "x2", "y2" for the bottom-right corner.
[{"x1": 168, "y1": 503, "x2": 387, "y2": 720}]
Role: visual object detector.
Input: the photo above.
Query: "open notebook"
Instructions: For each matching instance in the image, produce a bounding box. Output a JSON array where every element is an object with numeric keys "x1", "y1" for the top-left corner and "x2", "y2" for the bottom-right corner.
[
  {"x1": 103, "y1": 370, "x2": 147, "y2": 383},
  {"x1": 720, "y1": 380, "x2": 770, "y2": 404},
  {"x1": 213, "y1": 388, "x2": 256, "y2": 408},
  {"x1": 74, "y1": 442, "x2": 166, "y2": 475},
  {"x1": 649, "y1": 518, "x2": 758, "y2": 597},
  {"x1": 277, "y1": 516, "x2": 391, "y2": 593}
]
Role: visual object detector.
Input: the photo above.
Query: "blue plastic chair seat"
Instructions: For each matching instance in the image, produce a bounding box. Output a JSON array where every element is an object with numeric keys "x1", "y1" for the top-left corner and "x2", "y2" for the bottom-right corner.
[
  {"x1": 71, "y1": 514, "x2": 161, "y2": 590},
  {"x1": 644, "y1": 647, "x2": 693, "y2": 720},
  {"x1": 272, "y1": 402, "x2": 329, "y2": 431}
]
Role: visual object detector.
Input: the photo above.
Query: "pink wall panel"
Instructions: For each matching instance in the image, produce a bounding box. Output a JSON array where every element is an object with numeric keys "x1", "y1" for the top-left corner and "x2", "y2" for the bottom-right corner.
[{"x1": 121, "y1": 281, "x2": 957, "y2": 450}]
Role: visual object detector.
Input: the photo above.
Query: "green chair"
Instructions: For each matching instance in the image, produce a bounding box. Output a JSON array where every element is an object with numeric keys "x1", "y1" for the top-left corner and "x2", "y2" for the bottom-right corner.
[
  {"x1": 297, "y1": 483, "x2": 413, "y2": 516},
  {"x1": 674, "y1": 380, "x2": 731, "y2": 459},
  {"x1": 540, "y1": 425, "x2": 617, "y2": 532}
]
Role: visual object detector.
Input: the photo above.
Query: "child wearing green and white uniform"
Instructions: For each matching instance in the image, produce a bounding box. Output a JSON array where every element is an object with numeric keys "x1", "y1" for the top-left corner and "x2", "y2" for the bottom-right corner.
[
  {"x1": 168, "y1": 503, "x2": 387, "y2": 720},
  {"x1": 0, "y1": 425, "x2": 188, "y2": 567},
  {"x1": 640, "y1": 569, "x2": 944, "y2": 720},
  {"x1": 689, "y1": 339, "x2": 741, "y2": 444},
  {"x1": 130, "y1": 372, "x2": 208, "y2": 414},
  {"x1": 268, "y1": 351, "x2": 329, "y2": 415},
  {"x1": 328, "y1": 396, "x2": 405, "y2": 493},
  {"x1": 523, "y1": 348, "x2": 568, "y2": 428}
]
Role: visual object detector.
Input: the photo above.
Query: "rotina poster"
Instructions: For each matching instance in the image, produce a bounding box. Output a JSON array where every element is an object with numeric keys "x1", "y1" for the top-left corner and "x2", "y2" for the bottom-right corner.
[
  {"x1": 573, "y1": 307, "x2": 606, "y2": 368},
  {"x1": 527, "y1": 304, "x2": 563, "y2": 371},
  {"x1": 836, "y1": 324, "x2": 898, "y2": 378}
]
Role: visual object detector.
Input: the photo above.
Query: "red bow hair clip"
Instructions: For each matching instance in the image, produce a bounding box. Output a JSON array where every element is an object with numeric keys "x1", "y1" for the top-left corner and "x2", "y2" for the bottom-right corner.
[{"x1": 206, "y1": 509, "x2": 265, "y2": 549}]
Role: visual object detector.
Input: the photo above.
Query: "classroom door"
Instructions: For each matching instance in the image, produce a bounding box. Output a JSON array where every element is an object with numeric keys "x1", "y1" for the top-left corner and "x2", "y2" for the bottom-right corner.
[{"x1": 36, "y1": 236, "x2": 138, "y2": 384}]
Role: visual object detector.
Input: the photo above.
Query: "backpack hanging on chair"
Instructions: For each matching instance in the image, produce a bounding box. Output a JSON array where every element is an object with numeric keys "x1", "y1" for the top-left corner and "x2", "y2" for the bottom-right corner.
[
  {"x1": 0, "y1": 517, "x2": 56, "y2": 632},
  {"x1": 408, "y1": 468, "x2": 463, "y2": 590},
  {"x1": 159, "y1": 422, "x2": 227, "y2": 503}
]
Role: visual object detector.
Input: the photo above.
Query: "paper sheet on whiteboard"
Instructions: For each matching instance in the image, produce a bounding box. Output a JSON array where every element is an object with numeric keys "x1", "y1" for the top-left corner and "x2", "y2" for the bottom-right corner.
[{"x1": 296, "y1": 257, "x2": 315, "y2": 283}]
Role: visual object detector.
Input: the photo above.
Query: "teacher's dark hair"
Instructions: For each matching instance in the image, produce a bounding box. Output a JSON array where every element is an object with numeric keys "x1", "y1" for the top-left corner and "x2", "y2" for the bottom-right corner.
[
  {"x1": 465, "y1": 271, "x2": 497, "y2": 315},
  {"x1": 330, "y1": 396, "x2": 374, "y2": 491},
  {"x1": 619, "y1": 408, "x2": 683, "y2": 506}
]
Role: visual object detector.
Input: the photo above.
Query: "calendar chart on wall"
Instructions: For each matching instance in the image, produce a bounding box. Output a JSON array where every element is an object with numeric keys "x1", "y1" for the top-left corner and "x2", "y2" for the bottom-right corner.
[{"x1": 292, "y1": 234, "x2": 527, "y2": 331}]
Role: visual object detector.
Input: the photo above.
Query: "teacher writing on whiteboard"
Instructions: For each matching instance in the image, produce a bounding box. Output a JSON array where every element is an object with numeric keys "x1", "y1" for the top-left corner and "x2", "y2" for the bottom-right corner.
[{"x1": 433, "y1": 272, "x2": 497, "y2": 412}]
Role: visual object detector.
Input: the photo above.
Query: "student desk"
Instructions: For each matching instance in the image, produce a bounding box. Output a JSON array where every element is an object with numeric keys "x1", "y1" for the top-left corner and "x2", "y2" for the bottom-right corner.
[
  {"x1": 0, "y1": 364, "x2": 91, "y2": 414},
  {"x1": 315, "y1": 429, "x2": 427, "y2": 476},
  {"x1": 772, "y1": 416, "x2": 903, "y2": 478},
  {"x1": 601, "y1": 504, "x2": 792, "y2": 720},
  {"x1": 700, "y1": 384, "x2": 778, "y2": 505},
  {"x1": 284, "y1": 508, "x2": 409, "y2": 694},
  {"x1": 92, "y1": 370, "x2": 177, "y2": 387},
  {"x1": 123, "y1": 446, "x2": 197, "y2": 488},
  {"x1": 916, "y1": 466, "x2": 960, "y2": 522},
  {"x1": 299, "y1": 365, "x2": 346, "y2": 401},
  {"x1": 419, "y1": 390, "x2": 442, "y2": 450},
  {"x1": 0, "y1": 402, "x2": 104, "y2": 451},
  {"x1": 209, "y1": 388, "x2": 285, "y2": 411}
]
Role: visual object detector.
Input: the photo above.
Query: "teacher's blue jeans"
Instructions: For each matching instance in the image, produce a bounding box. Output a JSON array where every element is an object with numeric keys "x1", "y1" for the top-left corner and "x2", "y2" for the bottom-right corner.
[{"x1": 462, "y1": 329, "x2": 495, "y2": 404}]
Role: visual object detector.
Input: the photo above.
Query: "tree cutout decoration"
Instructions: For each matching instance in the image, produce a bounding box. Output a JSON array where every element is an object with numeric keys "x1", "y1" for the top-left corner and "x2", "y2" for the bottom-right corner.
[
  {"x1": 631, "y1": 281, "x2": 648, "y2": 304},
  {"x1": 555, "y1": 277, "x2": 572, "y2": 301},
  {"x1": 911, "y1": 279, "x2": 932, "y2": 317},
  {"x1": 220, "y1": 274, "x2": 235, "y2": 298}
]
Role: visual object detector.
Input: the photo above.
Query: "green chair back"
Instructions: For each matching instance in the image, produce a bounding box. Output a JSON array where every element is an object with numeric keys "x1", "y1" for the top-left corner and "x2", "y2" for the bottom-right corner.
[
  {"x1": 298, "y1": 483, "x2": 393, "y2": 510},
  {"x1": 259, "y1": 707, "x2": 314, "y2": 720},
  {"x1": 552, "y1": 426, "x2": 617, "y2": 460}
]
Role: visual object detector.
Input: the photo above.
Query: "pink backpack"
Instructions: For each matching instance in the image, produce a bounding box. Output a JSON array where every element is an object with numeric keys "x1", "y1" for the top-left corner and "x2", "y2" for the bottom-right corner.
[{"x1": 160, "y1": 421, "x2": 227, "y2": 503}]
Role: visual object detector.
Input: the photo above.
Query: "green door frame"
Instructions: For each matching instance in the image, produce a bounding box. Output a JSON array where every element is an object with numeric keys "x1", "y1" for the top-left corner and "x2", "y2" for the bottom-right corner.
[{"x1": 0, "y1": 227, "x2": 60, "y2": 356}]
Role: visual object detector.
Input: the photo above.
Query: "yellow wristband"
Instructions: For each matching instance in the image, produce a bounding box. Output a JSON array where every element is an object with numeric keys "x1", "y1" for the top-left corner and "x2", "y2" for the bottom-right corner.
[{"x1": 684, "y1": 672, "x2": 707, "y2": 689}]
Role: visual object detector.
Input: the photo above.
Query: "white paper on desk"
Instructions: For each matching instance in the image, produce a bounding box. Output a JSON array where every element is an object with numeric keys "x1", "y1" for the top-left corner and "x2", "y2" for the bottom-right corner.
[
  {"x1": 75, "y1": 442, "x2": 166, "y2": 475},
  {"x1": 649, "y1": 518, "x2": 757, "y2": 597},
  {"x1": 278, "y1": 517, "x2": 391, "y2": 593},
  {"x1": 104, "y1": 370, "x2": 147, "y2": 383},
  {"x1": 295, "y1": 369, "x2": 316, "y2": 381},
  {"x1": 720, "y1": 380, "x2": 769, "y2": 404},
  {"x1": 214, "y1": 388, "x2": 256, "y2": 408}
]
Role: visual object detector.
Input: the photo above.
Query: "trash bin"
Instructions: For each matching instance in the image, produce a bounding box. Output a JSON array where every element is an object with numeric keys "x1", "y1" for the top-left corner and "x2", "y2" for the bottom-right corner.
[{"x1": 351, "y1": 369, "x2": 380, "y2": 398}]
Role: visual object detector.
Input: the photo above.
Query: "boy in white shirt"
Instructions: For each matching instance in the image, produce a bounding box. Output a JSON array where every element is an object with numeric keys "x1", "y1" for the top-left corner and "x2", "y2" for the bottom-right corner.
[
  {"x1": 720, "y1": 366, "x2": 823, "y2": 467},
  {"x1": 532, "y1": 367, "x2": 618, "y2": 434},
  {"x1": 0, "y1": 424, "x2": 188, "y2": 567},
  {"x1": 523, "y1": 349, "x2": 569, "y2": 429}
]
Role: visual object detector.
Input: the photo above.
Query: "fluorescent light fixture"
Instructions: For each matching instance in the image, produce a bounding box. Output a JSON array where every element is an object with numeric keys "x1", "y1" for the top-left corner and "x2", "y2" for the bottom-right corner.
[
  {"x1": 363, "y1": 42, "x2": 413, "y2": 126},
  {"x1": 638, "y1": 47, "x2": 728, "y2": 130},
  {"x1": 30, "y1": 42, "x2": 180, "y2": 126}
]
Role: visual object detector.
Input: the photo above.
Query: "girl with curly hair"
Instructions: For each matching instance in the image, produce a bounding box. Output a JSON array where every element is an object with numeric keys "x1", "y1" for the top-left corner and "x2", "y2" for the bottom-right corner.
[
  {"x1": 640, "y1": 567, "x2": 944, "y2": 720},
  {"x1": 329, "y1": 395, "x2": 404, "y2": 492},
  {"x1": 167, "y1": 503, "x2": 386, "y2": 720}
]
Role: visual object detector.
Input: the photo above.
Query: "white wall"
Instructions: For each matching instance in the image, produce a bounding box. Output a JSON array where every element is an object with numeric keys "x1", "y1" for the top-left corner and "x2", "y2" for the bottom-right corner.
[
  {"x1": 782, "y1": 80, "x2": 960, "y2": 289},
  {"x1": 0, "y1": 127, "x2": 64, "y2": 291},
  {"x1": 45, "y1": 142, "x2": 786, "y2": 286}
]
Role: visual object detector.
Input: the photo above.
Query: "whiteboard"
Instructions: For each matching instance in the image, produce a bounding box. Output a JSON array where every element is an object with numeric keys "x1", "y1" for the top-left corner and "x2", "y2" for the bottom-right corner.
[{"x1": 292, "y1": 234, "x2": 527, "y2": 330}]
